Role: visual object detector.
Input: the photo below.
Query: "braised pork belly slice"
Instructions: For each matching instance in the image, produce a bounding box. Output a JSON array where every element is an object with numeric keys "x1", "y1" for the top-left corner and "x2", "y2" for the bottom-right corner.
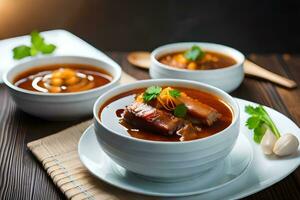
[
  {"x1": 123, "y1": 102, "x2": 185, "y2": 135},
  {"x1": 178, "y1": 95, "x2": 221, "y2": 126}
]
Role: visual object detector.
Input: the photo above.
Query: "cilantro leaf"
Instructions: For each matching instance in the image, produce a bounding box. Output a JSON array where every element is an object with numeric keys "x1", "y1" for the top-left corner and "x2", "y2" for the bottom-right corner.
[
  {"x1": 169, "y1": 89, "x2": 181, "y2": 98},
  {"x1": 245, "y1": 116, "x2": 261, "y2": 129},
  {"x1": 13, "y1": 45, "x2": 31, "y2": 60},
  {"x1": 253, "y1": 122, "x2": 267, "y2": 143},
  {"x1": 245, "y1": 105, "x2": 281, "y2": 143},
  {"x1": 184, "y1": 45, "x2": 205, "y2": 61},
  {"x1": 174, "y1": 104, "x2": 187, "y2": 118},
  {"x1": 143, "y1": 86, "x2": 162, "y2": 102}
]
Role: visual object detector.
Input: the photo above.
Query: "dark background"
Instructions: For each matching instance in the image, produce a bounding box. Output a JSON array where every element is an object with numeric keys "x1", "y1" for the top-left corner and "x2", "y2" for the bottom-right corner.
[{"x1": 1, "y1": 0, "x2": 300, "y2": 53}]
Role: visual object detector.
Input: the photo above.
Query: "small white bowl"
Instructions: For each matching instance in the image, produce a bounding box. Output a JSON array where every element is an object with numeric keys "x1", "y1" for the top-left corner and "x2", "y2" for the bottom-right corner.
[
  {"x1": 3, "y1": 56, "x2": 121, "y2": 120},
  {"x1": 93, "y1": 79, "x2": 240, "y2": 181},
  {"x1": 150, "y1": 42, "x2": 245, "y2": 92}
]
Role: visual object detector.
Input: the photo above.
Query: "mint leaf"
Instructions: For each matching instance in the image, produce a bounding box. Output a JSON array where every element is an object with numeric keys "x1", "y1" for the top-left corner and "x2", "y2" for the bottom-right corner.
[
  {"x1": 30, "y1": 46, "x2": 39, "y2": 56},
  {"x1": 31, "y1": 31, "x2": 44, "y2": 50},
  {"x1": 143, "y1": 86, "x2": 162, "y2": 102},
  {"x1": 13, "y1": 45, "x2": 31, "y2": 60},
  {"x1": 174, "y1": 104, "x2": 187, "y2": 118},
  {"x1": 40, "y1": 44, "x2": 56, "y2": 54},
  {"x1": 169, "y1": 89, "x2": 181, "y2": 98},
  {"x1": 184, "y1": 45, "x2": 205, "y2": 61},
  {"x1": 12, "y1": 30, "x2": 56, "y2": 60}
]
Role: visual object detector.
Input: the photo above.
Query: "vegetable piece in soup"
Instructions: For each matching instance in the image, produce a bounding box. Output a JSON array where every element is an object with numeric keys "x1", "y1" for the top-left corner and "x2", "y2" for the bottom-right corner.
[
  {"x1": 159, "y1": 45, "x2": 236, "y2": 70},
  {"x1": 13, "y1": 64, "x2": 112, "y2": 93}
]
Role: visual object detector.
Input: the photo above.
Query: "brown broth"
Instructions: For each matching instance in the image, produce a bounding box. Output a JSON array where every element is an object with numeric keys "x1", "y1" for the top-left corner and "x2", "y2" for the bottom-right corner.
[
  {"x1": 99, "y1": 87, "x2": 233, "y2": 142},
  {"x1": 13, "y1": 64, "x2": 112, "y2": 93},
  {"x1": 159, "y1": 51, "x2": 236, "y2": 70}
]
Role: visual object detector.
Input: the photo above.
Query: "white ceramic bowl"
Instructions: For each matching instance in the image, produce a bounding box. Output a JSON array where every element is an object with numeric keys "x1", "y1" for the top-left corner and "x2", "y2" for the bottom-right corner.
[
  {"x1": 94, "y1": 79, "x2": 240, "y2": 181},
  {"x1": 3, "y1": 56, "x2": 121, "y2": 120},
  {"x1": 150, "y1": 42, "x2": 245, "y2": 93}
]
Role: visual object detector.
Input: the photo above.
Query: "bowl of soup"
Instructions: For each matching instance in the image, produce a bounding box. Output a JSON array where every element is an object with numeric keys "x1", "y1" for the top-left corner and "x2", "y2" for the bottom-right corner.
[
  {"x1": 94, "y1": 79, "x2": 239, "y2": 181},
  {"x1": 150, "y1": 43, "x2": 245, "y2": 92},
  {"x1": 3, "y1": 56, "x2": 121, "y2": 120}
]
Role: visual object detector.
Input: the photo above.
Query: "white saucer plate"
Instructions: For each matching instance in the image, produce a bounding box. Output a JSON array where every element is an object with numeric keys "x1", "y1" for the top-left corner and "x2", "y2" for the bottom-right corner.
[
  {"x1": 79, "y1": 125, "x2": 252, "y2": 197},
  {"x1": 79, "y1": 99, "x2": 300, "y2": 199}
]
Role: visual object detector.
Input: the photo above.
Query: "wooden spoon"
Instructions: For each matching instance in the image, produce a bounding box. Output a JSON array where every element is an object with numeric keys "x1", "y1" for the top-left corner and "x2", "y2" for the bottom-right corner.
[
  {"x1": 243, "y1": 60, "x2": 297, "y2": 88},
  {"x1": 127, "y1": 51, "x2": 297, "y2": 89}
]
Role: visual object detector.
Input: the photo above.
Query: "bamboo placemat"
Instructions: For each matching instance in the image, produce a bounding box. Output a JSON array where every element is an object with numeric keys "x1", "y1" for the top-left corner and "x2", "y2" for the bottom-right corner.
[{"x1": 27, "y1": 72, "x2": 154, "y2": 200}]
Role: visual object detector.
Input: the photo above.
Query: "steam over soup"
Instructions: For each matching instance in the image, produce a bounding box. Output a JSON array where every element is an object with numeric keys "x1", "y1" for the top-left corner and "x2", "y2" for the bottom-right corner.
[
  {"x1": 100, "y1": 86, "x2": 233, "y2": 142},
  {"x1": 159, "y1": 45, "x2": 236, "y2": 70},
  {"x1": 14, "y1": 64, "x2": 112, "y2": 93}
]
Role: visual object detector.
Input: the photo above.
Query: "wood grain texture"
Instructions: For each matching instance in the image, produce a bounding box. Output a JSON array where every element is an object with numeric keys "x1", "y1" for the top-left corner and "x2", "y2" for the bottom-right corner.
[{"x1": 0, "y1": 52, "x2": 299, "y2": 200}]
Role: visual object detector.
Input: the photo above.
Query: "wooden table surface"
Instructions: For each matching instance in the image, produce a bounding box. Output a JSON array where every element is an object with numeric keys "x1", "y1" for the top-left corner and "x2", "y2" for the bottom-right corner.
[{"x1": 0, "y1": 52, "x2": 299, "y2": 200}]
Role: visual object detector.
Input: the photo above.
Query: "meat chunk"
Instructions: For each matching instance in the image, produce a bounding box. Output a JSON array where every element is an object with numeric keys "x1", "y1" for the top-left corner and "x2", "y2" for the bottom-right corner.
[
  {"x1": 178, "y1": 95, "x2": 221, "y2": 126},
  {"x1": 123, "y1": 102, "x2": 185, "y2": 135},
  {"x1": 177, "y1": 123, "x2": 201, "y2": 141}
]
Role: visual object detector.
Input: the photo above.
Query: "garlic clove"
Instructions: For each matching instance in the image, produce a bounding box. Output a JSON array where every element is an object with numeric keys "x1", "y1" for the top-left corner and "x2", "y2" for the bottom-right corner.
[
  {"x1": 261, "y1": 129, "x2": 277, "y2": 155},
  {"x1": 273, "y1": 133, "x2": 299, "y2": 156}
]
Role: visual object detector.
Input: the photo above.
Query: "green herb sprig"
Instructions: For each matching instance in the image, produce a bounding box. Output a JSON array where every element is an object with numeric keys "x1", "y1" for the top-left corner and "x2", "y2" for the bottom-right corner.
[
  {"x1": 174, "y1": 104, "x2": 188, "y2": 118},
  {"x1": 184, "y1": 45, "x2": 205, "y2": 61},
  {"x1": 143, "y1": 86, "x2": 162, "y2": 102},
  {"x1": 13, "y1": 31, "x2": 56, "y2": 60},
  {"x1": 245, "y1": 105, "x2": 281, "y2": 143},
  {"x1": 169, "y1": 89, "x2": 181, "y2": 98}
]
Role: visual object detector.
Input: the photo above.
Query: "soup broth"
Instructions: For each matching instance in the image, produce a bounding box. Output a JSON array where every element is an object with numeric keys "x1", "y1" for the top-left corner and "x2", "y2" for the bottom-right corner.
[
  {"x1": 159, "y1": 51, "x2": 236, "y2": 70},
  {"x1": 100, "y1": 87, "x2": 233, "y2": 142},
  {"x1": 14, "y1": 64, "x2": 112, "y2": 93}
]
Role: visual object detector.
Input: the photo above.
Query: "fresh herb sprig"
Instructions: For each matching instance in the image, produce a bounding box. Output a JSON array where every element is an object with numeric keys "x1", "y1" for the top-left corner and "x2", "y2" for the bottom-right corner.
[
  {"x1": 13, "y1": 31, "x2": 56, "y2": 60},
  {"x1": 245, "y1": 105, "x2": 281, "y2": 143},
  {"x1": 184, "y1": 45, "x2": 205, "y2": 61},
  {"x1": 174, "y1": 104, "x2": 187, "y2": 118},
  {"x1": 169, "y1": 89, "x2": 181, "y2": 98},
  {"x1": 143, "y1": 86, "x2": 162, "y2": 102}
]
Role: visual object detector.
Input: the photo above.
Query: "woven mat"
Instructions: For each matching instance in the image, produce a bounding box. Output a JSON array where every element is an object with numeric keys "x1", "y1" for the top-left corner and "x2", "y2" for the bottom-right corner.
[{"x1": 27, "y1": 72, "x2": 154, "y2": 200}]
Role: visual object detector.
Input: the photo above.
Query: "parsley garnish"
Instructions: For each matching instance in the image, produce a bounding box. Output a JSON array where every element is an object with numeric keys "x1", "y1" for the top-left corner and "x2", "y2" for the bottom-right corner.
[
  {"x1": 174, "y1": 104, "x2": 187, "y2": 118},
  {"x1": 143, "y1": 86, "x2": 162, "y2": 102},
  {"x1": 13, "y1": 31, "x2": 56, "y2": 60},
  {"x1": 169, "y1": 89, "x2": 181, "y2": 98},
  {"x1": 245, "y1": 105, "x2": 281, "y2": 143},
  {"x1": 184, "y1": 45, "x2": 205, "y2": 61}
]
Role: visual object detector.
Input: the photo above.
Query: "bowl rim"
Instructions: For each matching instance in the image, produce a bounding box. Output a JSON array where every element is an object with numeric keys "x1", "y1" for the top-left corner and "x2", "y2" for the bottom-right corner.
[
  {"x1": 2, "y1": 55, "x2": 122, "y2": 97},
  {"x1": 151, "y1": 42, "x2": 245, "y2": 73},
  {"x1": 93, "y1": 79, "x2": 240, "y2": 145}
]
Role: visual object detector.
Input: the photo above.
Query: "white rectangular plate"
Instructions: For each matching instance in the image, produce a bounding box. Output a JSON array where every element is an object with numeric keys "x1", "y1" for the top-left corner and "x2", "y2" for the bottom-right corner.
[{"x1": 0, "y1": 29, "x2": 119, "y2": 83}]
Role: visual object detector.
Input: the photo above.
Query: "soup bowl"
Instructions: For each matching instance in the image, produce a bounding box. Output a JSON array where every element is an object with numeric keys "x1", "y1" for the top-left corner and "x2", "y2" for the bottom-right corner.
[
  {"x1": 3, "y1": 56, "x2": 121, "y2": 120},
  {"x1": 94, "y1": 79, "x2": 240, "y2": 181},
  {"x1": 150, "y1": 42, "x2": 245, "y2": 93}
]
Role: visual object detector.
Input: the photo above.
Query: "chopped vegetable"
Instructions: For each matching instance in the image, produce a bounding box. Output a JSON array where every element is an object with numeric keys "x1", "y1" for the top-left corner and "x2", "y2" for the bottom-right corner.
[
  {"x1": 245, "y1": 105, "x2": 281, "y2": 143},
  {"x1": 169, "y1": 89, "x2": 181, "y2": 98},
  {"x1": 174, "y1": 104, "x2": 188, "y2": 118},
  {"x1": 184, "y1": 45, "x2": 205, "y2": 61},
  {"x1": 157, "y1": 87, "x2": 181, "y2": 111},
  {"x1": 143, "y1": 86, "x2": 162, "y2": 102},
  {"x1": 12, "y1": 30, "x2": 56, "y2": 60}
]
